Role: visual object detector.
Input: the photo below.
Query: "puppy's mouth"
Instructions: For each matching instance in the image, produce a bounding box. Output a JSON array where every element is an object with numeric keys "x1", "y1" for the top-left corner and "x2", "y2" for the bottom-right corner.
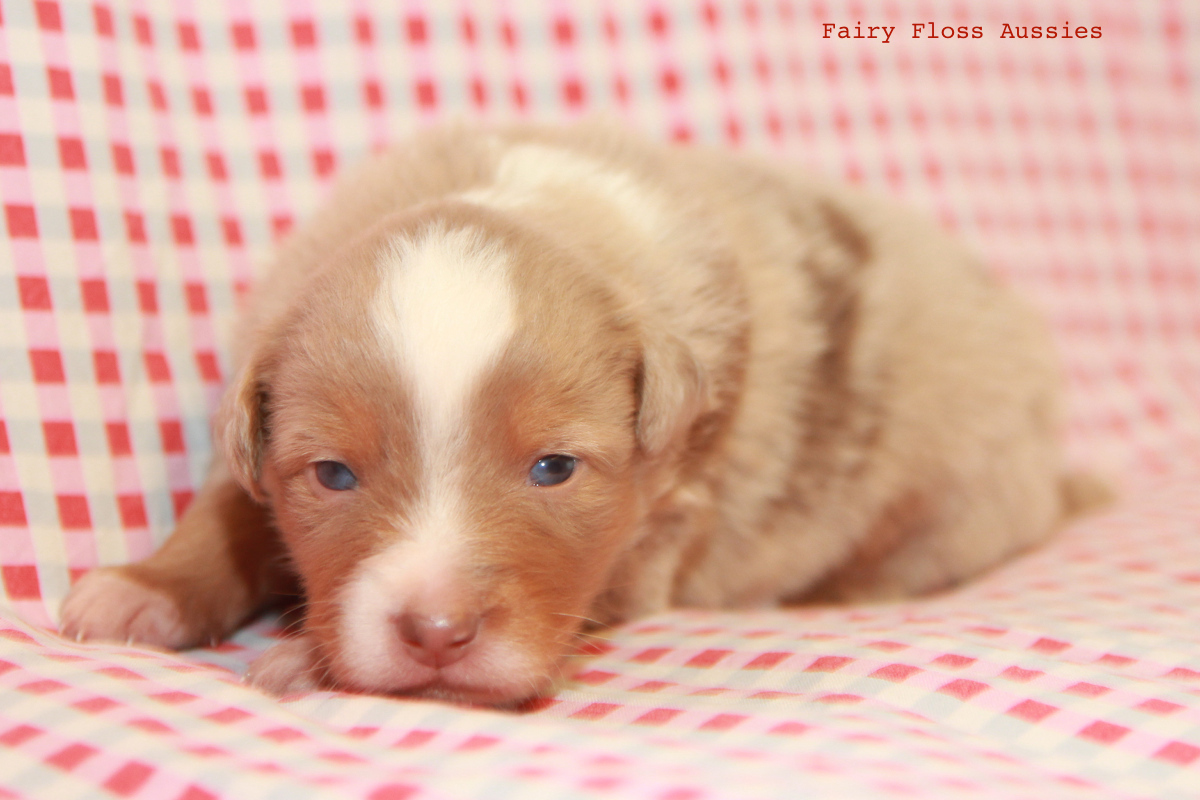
[
  {"x1": 327, "y1": 622, "x2": 564, "y2": 707},
  {"x1": 335, "y1": 661, "x2": 557, "y2": 708},
  {"x1": 399, "y1": 674, "x2": 549, "y2": 708}
]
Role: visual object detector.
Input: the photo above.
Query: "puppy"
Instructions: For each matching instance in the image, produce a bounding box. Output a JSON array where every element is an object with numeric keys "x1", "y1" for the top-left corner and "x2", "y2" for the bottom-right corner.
[{"x1": 60, "y1": 124, "x2": 1083, "y2": 706}]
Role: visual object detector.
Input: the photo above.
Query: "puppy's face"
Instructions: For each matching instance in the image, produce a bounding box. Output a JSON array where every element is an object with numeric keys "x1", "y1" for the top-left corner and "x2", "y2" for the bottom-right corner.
[{"x1": 222, "y1": 206, "x2": 700, "y2": 705}]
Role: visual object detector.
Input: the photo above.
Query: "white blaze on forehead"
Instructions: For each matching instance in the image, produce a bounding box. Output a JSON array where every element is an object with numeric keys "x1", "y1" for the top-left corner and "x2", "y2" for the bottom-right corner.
[
  {"x1": 377, "y1": 224, "x2": 516, "y2": 447},
  {"x1": 461, "y1": 143, "x2": 665, "y2": 237},
  {"x1": 363, "y1": 223, "x2": 515, "y2": 581}
]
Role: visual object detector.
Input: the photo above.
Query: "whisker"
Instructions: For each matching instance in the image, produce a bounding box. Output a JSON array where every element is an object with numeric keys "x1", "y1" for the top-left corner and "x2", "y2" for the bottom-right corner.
[{"x1": 550, "y1": 611, "x2": 613, "y2": 632}]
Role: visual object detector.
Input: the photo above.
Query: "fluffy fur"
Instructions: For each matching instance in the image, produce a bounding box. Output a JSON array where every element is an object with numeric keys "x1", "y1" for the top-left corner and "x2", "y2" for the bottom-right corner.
[{"x1": 60, "y1": 124, "x2": 1087, "y2": 706}]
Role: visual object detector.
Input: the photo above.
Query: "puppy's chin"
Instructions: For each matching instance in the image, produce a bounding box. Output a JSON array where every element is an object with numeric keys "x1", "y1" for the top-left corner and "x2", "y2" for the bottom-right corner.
[{"x1": 387, "y1": 675, "x2": 554, "y2": 709}]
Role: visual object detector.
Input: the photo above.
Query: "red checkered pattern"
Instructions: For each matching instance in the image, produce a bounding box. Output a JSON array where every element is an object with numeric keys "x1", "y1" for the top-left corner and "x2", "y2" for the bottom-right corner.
[{"x1": 2, "y1": 1, "x2": 1199, "y2": 797}]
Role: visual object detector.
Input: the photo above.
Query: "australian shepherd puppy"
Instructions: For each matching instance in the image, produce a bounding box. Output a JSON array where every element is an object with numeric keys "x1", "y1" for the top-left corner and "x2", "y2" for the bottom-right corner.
[{"x1": 60, "y1": 124, "x2": 1088, "y2": 706}]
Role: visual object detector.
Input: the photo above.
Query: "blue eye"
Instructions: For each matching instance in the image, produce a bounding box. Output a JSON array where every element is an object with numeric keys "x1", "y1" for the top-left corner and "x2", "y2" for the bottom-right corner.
[
  {"x1": 529, "y1": 455, "x2": 577, "y2": 487},
  {"x1": 314, "y1": 460, "x2": 357, "y2": 491}
]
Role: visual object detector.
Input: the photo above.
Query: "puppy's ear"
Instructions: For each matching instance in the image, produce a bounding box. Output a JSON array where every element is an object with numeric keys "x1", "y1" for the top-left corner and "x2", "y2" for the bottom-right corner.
[
  {"x1": 214, "y1": 350, "x2": 271, "y2": 503},
  {"x1": 636, "y1": 328, "x2": 707, "y2": 457}
]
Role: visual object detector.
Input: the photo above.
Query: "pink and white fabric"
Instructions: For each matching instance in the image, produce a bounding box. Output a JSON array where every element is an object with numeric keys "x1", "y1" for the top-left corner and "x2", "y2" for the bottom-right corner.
[{"x1": 2, "y1": 1, "x2": 1199, "y2": 797}]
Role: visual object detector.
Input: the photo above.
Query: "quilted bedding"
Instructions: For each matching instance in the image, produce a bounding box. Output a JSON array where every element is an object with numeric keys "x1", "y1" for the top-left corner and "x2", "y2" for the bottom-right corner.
[{"x1": 2, "y1": 1, "x2": 1199, "y2": 798}]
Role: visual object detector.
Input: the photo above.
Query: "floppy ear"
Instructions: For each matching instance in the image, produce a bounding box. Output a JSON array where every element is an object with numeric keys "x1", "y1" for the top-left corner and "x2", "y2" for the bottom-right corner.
[
  {"x1": 213, "y1": 351, "x2": 271, "y2": 503},
  {"x1": 635, "y1": 327, "x2": 707, "y2": 457}
]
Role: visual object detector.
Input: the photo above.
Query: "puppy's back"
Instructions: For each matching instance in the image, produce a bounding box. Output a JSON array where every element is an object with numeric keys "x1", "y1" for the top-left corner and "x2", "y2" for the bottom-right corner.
[{"x1": 504, "y1": 127, "x2": 1071, "y2": 606}]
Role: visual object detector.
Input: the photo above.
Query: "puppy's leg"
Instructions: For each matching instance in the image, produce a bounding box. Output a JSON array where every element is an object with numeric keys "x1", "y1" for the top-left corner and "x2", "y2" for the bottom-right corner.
[
  {"x1": 811, "y1": 453, "x2": 1065, "y2": 602},
  {"x1": 60, "y1": 464, "x2": 291, "y2": 649}
]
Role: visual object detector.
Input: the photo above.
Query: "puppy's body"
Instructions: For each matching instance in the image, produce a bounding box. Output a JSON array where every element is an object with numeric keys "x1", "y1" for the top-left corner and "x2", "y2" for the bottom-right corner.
[{"x1": 61, "y1": 125, "x2": 1070, "y2": 704}]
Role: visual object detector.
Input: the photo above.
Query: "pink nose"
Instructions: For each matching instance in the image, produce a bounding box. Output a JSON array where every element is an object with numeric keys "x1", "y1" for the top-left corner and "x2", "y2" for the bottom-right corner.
[{"x1": 394, "y1": 612, "x2": 480, "y2": 668}]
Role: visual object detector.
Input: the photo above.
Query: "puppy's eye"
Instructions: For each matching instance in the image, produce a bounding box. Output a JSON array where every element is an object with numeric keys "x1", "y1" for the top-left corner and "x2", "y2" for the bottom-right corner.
[
  {"x1": 529, "y1": 455, "x2": 577, "y2": 487},
  {"x1": 314, "y1": 460, "x2": 357, "y2": 491}
]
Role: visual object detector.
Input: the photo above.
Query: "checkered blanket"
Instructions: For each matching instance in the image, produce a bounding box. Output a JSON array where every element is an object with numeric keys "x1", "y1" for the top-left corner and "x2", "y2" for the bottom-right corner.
[{"x1": 2, "y1": 2, "x2": 1198, "y2": 797}]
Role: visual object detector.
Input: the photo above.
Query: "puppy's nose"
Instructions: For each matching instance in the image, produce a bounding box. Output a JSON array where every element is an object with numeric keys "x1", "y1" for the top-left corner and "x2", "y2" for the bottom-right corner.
[{"x1": 394, "y1": 612, "x2": 480, "y2": 668}]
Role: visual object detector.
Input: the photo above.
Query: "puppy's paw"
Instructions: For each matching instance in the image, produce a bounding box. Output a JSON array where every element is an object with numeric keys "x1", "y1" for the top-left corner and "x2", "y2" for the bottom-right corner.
[
  {"x1": 246, "y1": 635, "x2": 326, "y2": 696},
  {"x1": 59, "y1": 567, "x2": 197, "y2": 650}
]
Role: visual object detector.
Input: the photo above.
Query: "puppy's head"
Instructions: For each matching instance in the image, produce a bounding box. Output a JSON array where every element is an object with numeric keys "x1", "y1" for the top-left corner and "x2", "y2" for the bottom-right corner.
[{"x1": 218, "y1": 203, "x2": 704, "y2": 705}]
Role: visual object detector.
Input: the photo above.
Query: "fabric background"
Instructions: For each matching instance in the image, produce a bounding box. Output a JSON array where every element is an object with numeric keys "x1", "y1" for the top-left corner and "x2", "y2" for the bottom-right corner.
[{"x1": 1, "y1": 1, "x2": 1198, "y2": 797}]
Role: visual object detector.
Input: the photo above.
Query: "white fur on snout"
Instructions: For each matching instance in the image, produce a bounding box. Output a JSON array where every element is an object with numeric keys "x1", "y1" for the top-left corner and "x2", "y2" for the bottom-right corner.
[
  {"x1": 337, "y1": 530, "x2": 458, "y2": 687},
  {"x1": 337, "y1": 533, "x2": 538, "y2": 699}
]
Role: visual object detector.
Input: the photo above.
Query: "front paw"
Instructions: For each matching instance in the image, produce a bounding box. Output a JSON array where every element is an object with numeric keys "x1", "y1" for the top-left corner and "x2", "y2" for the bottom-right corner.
[
  {"x1": 246, "y1": 635, "x2": 326, "y2": 695},
  {"x1": 60, "y1": 567, "x2": 206, "y2": 650}
]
